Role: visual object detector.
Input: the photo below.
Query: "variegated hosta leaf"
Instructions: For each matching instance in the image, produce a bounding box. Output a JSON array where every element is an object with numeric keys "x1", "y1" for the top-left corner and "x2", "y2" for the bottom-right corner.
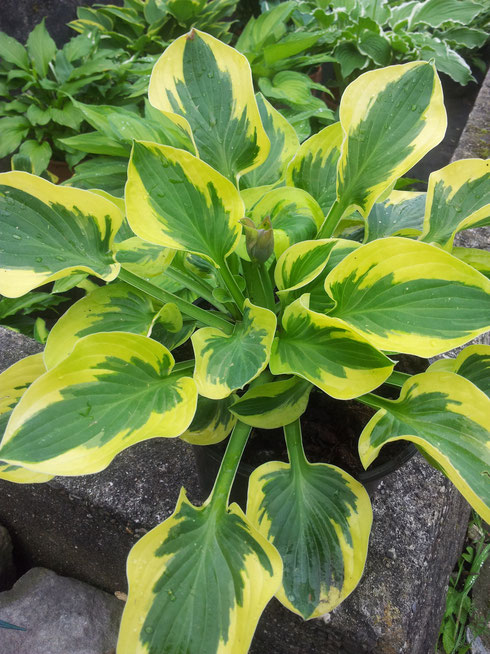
[
  {"x1": 148, "y1": 29, "x2": 270, "y2": 181},
  {"x1": 180, "y1": 395, "x2": 237, "y2": 444},
  {"x1": 240, "y1": 93, "x2": 299, "y2": 190},
  {"x1": 155, "y1": 302, "x2": 183, "y2": 334},
  {"x1": 325, "y1": 237, "x2": 490, "y2": 357},
  {"x1": 286, "y1": 122, "x2": 343, "y2": 216},
  {"x1": 427, "y1": 345, "x2": 490, "y2": 397},
  {"x1": 0, "y1": 353, "x2": 53, "y2": 483},
  {"x1": 275, "y1": 239, "x2": 336, "y2": 293},
  {"x1": 364, "y1": 191, "x2": 426, "y2": 242},
  {"x1": 127, "y1": 141, "x2": 244, "y2": 267},
  {"x1": 114, "y1": 237, "x2": 175, "y2": 278},
  {"x1": 337, "y1": 62, "x2": 446, "y2": 217},
  {"x1": 0, "y1": 172, "x2": 122, "y2": 297},
  {"x1": 0, "y1": 333, "x2": 197, "y2": 476},
  {"x1": 230, "y1": 377, "x2": 312, "y2": 429},
  {"x1": 151, "y1": 316, "x2": 196, "y2": 352},
  {"x1": 420, "y1": 158, "x2": 490, "y2": 248},
  {"x1": 359, "y1": 372, "x2": 490, "y2": 522},
  {"x1": 299, "y1": 239, "x2": 361, "y2": 313},
  {"x1": 192, "y1": 300, "x2": 277, "y2": 399},
  {"x1": 270, "y1": 296, "x2": 393, "y2": 399},
  {"x1": 44, "y1": 282, "x2": 162, "y2": 369},
  {"x1": 72, "y1": 99, "x2": 196, "y2": 156},
  {"x1": 118, "y1": 490, "x2": 282, "y2": 654},
  {"x1": 248, "y1": 459, "x2": 372, "y2": 618},
  {"x1": 452, "y1": 247, "x2": 490, "y2": 279},
  {"x1": 246, "y1": 187, "x2": 324, "y2": 259}
]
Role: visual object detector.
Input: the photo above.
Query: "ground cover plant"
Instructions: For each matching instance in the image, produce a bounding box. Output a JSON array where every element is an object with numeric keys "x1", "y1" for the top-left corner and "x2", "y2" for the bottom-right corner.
[
  {"x1": 436, "y1": 511, "x2": 490, "y2": 653},
  {"x1": 0, "y1": 29, "x2": 489, "y2": 654}
]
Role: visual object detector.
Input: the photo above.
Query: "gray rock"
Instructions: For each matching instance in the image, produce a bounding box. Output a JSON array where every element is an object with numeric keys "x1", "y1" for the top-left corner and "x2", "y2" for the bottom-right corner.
[
  {"x1": 0, "y1": 327, "x2": 42, "y2": 371},
  {"x1": 0, "y1": 567, "x2": 123, "y2": 654},
  {"x1": 0, "y1": 327, "x2": 201, "y2": 592},
  {"x1": 0, "y1": 524, "x2": 15, "y2": 591},
  {"x1": 452, "y1": 68, "x2": 490, "y2": 163}
]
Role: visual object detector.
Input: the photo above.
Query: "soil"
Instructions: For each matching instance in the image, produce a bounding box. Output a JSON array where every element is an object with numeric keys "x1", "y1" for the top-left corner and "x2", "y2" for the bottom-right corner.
[{"x1": 196, "y1": 354, "x2": 428, "y2": 497}]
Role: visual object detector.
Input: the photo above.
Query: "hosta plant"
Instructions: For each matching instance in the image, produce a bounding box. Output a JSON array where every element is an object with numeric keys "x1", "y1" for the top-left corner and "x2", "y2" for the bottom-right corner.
[
  {"x1": 259, "y1": 0, "x2": 489, "y2": 88},
  {"x1": 0, "y1": 19, "x2": 151, "y2": 176},
  {"x1": 0, "y1": 29, "x2": 489, "y2": 654}
]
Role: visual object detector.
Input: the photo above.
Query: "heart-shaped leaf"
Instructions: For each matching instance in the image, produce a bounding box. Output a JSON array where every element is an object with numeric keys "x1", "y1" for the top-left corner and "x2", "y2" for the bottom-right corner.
[
  {"x1": 118, "y1": 490, "x2": 282, "y2": 654},
  {"x1": 0, "y1": 333, "x2": 197, "y2": 476},
  {"x1": 325, "y1": 237, "x2": 490, "y2": 357},
  {"x1": 0, "y1": 172, "x2": 122, "y2": 297},
  {"x1": 359, "y1": 371, "x2": 490, "y2": 522}
]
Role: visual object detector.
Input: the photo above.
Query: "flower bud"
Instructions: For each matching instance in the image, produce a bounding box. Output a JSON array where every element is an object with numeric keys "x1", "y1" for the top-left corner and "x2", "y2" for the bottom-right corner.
[{"x1": 240, "y1": 216, "x2": 274, "y2": 263}]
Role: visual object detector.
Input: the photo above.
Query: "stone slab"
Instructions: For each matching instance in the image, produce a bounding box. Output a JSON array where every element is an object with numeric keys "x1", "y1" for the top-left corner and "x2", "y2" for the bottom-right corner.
[
  {"x1": 0, "y1": 567, "x2": 123, "y2": 654},
  {"x1": 0, "y1": 326, "x2": 472, "y2": 653}
]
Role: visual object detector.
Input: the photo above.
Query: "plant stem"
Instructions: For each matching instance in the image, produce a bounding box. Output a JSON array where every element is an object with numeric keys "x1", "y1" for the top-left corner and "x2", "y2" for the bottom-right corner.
[
  {"x1": 242, "y1": 260, "x2": 276, "y2": 311},
  {"x1": 217, "y1": 258, "x2": 245, "y2": 315},
  {"x1": 172, "y1": 360, "x2": 195, "y2": 375},
  {"x1": 356, "y1": 392, "x2": 393, "y2": 411},
  {"x1": 284, "y1": 419, "x2": 308, "y2": 474},
  {"x1": 118, "y1": 268, "x2": 233, "y2": 333},
  {"x1": 317, "y1": 198, "x2": 349, "y2": 239},
  {"x1": 209, "y1": 420, "x2": 251, "y2": 516},
  {"x1": 164, "y1": 266, "x2": 229, "y2": 314},
  {"x1": 385, "y1": 370, "x2": 411, "y2": 388}
]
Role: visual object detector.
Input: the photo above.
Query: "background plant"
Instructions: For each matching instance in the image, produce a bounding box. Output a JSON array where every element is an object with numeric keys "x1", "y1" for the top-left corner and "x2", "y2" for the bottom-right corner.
[
  {"x1": 253, "y1": 0, "x2": 489, "y2": 92},
  {"x1": 0, "y1": 28, "x2": 489, "y2": 654},
  {"x1": 0, "y1": 19, "x2": 154, "y2": 176},
  {"x1": 436, "y1": 511, "x2": 490, "y2": 654}
]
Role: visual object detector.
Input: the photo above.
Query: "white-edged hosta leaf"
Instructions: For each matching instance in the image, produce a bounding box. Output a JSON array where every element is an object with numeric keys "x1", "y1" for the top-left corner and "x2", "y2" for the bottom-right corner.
[
  {"x1": 0, "y1": 333, "x2": 197, "y2": 476},
  {"x1": 230, "y1": 376, "x2": 312, "y2": 429},
  {"x1": 452, "y1": 247, "x2": 490, "y2": 279},
  {"x1": 270, "y1": 296, "x2": 393, "y2": 399},
  {"x1": 275, "y1": 239, "x2": 336, "y2": 292},
  {"x1": 442, "y1": 27, "x2": 488, "y2": 50},
  {"x1": 247, "y1": 187, "x2": 324, "y2": 259},
  {"x1": 126, "y1": 141, "x2": 244, "y2": 267},
  {"x1": 240, "y1": 93, "x2": 299, "y2": 189},
  {"x1": 325, "y1": 237, "x2": 490, "y2": 357},
  {"x1": 286, "y1": 122, "x2": 343, "y2": 216},
  {"x1": 192, "y1": 299, "x2": 277, "y2": 399},
  {"x1": 0, "y1": 353, "x2": 53, "y2": 483},
  {"x1": 420, "y1": 159, "x2": 490, "y2": 249},
  {"x1": 114, "y1": 237, "x2": 175, "y2": 278},
  {"x1": 43, "y1": 282, "x2": 160, "y2": 369},
  {"x1": 411, "y1": 0, "x2": 486, "y2": 28},
  {"x1": 337, "y1": 62, "x2": 446, "y2": 217},
  {"x1": 359, "y1": 372, "x2": 490, "y2": 522},
  {"x1": 428, "y1": 345, "x2": 490, "y2": 398},
  {"x1": 247, "y1": 458, "x2": 372, "y2": 618},
  {"x1": 364, "y1": 191, "x2": 426, "y2": 242},
  {"x1": 149, "y1": 29, "x2": 270, "y2": 181},
  {"x1": 0, "y1": 172, "x2": 122, "y2": 297},
  {"x1": 118, "y1": 490, "x2": 282, "y2": 654},
  {"x1": 180, "y1": 395, "x2": 237, "y2": 444}
]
